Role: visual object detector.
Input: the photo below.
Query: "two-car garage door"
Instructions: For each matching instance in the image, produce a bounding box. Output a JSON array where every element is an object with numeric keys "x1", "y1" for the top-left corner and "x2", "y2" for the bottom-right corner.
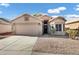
[{"x1": 13, "y1": 23, "x2": 42, "y2": 36}]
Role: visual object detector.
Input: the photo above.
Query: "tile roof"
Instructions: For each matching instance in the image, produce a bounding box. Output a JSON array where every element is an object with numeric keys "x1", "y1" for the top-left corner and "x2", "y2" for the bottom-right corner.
[
  {"x1": 66, "y1": 17, "x2": 79, "y2": 24},
  {"x1": 0, "y1": 18, "x2": 9, "y2": 22}
]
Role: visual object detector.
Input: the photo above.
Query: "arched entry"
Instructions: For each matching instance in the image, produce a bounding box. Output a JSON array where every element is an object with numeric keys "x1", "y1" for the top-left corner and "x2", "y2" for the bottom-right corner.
[{"x1": 43, "y1": 20, "x2": 48, "y2": 34}]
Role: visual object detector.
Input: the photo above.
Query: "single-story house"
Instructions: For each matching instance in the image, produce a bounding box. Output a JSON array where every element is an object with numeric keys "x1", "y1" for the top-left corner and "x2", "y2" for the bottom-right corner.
[
  {"x1": 11, "y1": 13, "x2": 66, "y2": 36},
  {"x1": 65, "y1": 18, "x2": 79, "y2": 29},
  {"x1": 0, "y1": 18, "x2": 11, "y2": 34}
]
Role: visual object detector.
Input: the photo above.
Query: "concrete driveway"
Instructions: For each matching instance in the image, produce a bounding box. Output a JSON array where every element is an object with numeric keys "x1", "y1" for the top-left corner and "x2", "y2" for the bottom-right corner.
[{"x1": 0, "y1": 36, "x2": 38, "y2": 55}]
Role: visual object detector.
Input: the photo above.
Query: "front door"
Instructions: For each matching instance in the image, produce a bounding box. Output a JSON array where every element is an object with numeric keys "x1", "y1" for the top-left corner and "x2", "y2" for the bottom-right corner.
[{"x1": 43, "y1": 20, "x2": 48, "y2": 34}]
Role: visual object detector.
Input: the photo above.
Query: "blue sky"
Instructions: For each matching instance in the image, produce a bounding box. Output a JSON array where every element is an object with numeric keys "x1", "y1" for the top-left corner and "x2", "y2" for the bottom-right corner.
[{"x1": 0, "y1": 3, "x2": 79, "y2": 20}]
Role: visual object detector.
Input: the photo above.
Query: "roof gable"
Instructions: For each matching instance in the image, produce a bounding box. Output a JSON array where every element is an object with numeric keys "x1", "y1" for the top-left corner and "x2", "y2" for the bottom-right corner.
[
  {"x1": 34, "y1": 14, "x2": 52, "y2": 21},
  {"x1": 11, "y1": 13, "x2": 42, "y2": 23},
  {"x1": 49, "y1": 16, "x2": 66, "y2": 23},
  {"x1": 0, "y1": 18, "x2": 9, "y2": 24},
  {"x1": 53, "y1": 16, "x2": 66, "y2": 21}
]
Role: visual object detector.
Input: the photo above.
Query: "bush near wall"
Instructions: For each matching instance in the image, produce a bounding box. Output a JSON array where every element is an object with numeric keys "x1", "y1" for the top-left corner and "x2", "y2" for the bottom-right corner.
[
  {"x1": 65, "y1": 29, "x2": 78, "y2": 40},
  {"x1": 51, "y1": 26, "x2": 56, "y2": 33},
  {"x1": 77, "y1": 29, "x2": 79, "y2": 36}
]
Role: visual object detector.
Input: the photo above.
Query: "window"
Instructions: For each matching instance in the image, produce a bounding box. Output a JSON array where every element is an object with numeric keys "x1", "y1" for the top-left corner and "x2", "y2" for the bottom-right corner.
[{"x1": 55, "y1": 24, "x2": 62, "y2": 31}]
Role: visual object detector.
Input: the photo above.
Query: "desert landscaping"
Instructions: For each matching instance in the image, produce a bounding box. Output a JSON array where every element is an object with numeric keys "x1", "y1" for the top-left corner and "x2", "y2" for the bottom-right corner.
[
  {"x1": 0, "y1": 3, "x2": 79, "y2": 55},
  {"x1": 0, "y1": 35, "x2": 78, "y2": 55},
  {"x1": 0, "y1": 13, "x2": 79, "y2": 55}
]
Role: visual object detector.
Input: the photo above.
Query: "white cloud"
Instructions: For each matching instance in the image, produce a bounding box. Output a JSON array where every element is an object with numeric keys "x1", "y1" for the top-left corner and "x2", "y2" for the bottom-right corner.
[
  {"x1": 75, "y1": 5, "x2": 79, "y2": 11},
  {"x1": 65, "y1": 14, "x2": 79, "y2": 18},
  {"x1": 48, "y1": 7, "x2": 66, "y2": 14},
  {"x1": 58, "y1": 7, "x2": 66, "y2": 11},
  {"x1": 76, "y1": 8, "x2": 79, "y2": 11},
  {"x1": 52, "y1": 15, "x2": 58, "y2": 18},
  {"x1": 76, "y1": 5, "x2": 79, "y2": 7},
  {"x1": 48, "y1": 9, "x2": 60, "y2": 14},
  {"x1": 0, "y1": 3, "x2": 10, "y2": 7}
]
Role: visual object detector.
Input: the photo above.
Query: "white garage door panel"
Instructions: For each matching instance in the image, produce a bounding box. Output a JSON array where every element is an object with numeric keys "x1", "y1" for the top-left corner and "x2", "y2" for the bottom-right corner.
[{"x1": 15, "y1": 24, "x2": 41, "y2": 35}]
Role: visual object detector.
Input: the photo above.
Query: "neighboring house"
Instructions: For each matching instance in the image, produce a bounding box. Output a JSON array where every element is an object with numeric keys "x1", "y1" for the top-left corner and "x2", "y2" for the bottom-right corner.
[
  {"x1": 11, "y1": 13, "x2": 66, "y2": 36},
  {"x1": 0, "y1": 18, "x2": 11, "y2": 34},
  {"x1": 65, "y1": 18, "x2": 79, "y2": 29}
]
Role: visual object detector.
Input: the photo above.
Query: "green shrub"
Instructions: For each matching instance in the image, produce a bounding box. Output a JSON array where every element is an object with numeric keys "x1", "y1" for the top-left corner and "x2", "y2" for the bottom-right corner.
[
  {"x1": 51, "y1": 26, "x2": 55, "y2": 33},
  {"x1": 77, "y1": 29, "x2": 79, "y2": 36},
  {"x1": 66, "y1": 29, "x2": 78, "y2": 40}
]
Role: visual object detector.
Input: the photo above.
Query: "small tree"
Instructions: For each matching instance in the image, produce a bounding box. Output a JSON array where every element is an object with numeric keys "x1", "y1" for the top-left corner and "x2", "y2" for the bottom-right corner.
[
  {"x1": 51, "y1": 26, "x2": 55, "y2": 33},
  {"x1": 66, "y1": 29, "x2": 78, "y2": 40}
]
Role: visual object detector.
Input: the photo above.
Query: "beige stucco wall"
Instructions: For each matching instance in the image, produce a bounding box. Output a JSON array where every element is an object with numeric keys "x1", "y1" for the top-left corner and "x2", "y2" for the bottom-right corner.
[
  {"x1": 11, "y1": 15, "x2": 43, "y2": 36},
  {"x1": 0, "y1": 19, "x2": 12, "y2": 34},
  {"x1": 50, "y1": 19, "x2": 65, "y2": 24},
  {"x1": 0, "y1": 20, "x2": 9, "y2": 24},
  {"x1": 12, "y1": 15, "x2": 42, "y2": 24},
  {"x1": 0, "y1": 24, "x2": 11, "y2": 34},
  {"x1": 65, "y1": 22, "x2": 79, "y2": 29}
]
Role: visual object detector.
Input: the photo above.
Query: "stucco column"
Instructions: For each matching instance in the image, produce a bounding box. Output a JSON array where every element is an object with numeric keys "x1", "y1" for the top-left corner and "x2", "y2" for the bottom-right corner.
[
  {"x1": 62, "y1": 24, "x2": 64, "y2": 32},
  {"x1": 53, "y1": 24, "x2": 56, "y2": 29}
]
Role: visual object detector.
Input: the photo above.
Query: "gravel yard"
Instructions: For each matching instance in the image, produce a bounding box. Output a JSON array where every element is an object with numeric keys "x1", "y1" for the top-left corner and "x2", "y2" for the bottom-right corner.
[{"x1": 32, "y1": 36, "x2": 79, "y2": 55}]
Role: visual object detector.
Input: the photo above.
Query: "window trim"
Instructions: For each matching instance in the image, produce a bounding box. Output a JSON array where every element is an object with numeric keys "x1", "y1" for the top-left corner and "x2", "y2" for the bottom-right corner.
[{"x1": 55, "y1": 24, "x2": 62, "y2": 31}]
